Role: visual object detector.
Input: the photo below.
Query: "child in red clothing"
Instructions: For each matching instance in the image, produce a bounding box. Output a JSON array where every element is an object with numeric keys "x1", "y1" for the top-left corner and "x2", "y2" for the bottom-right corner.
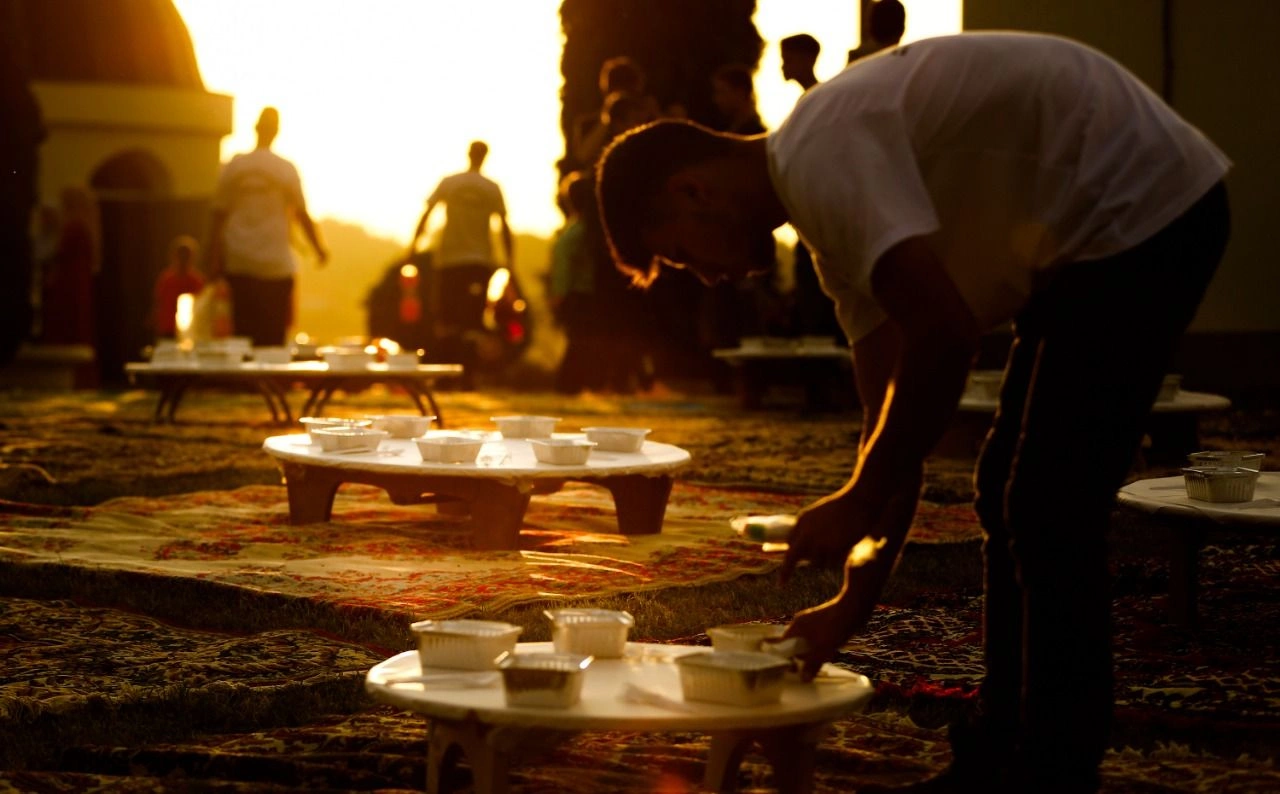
[{"x1": 152, "y1": 235, "x2": 204, "y2": 339}]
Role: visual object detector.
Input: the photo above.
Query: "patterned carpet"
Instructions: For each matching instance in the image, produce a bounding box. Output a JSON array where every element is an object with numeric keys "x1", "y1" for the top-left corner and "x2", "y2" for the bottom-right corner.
[{"x1": 0, "y1": 387, "x2": 1276, "y2": 791}]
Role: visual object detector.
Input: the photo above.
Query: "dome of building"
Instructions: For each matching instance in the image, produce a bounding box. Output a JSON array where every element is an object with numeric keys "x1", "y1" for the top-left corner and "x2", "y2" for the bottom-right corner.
[{"x1": 3, "y1": 0, "x2": 203, "y2": 89}]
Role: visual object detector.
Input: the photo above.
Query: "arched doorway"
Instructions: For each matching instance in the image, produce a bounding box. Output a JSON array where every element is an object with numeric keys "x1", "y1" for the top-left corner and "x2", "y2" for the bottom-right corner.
[{"x1": 90, "y1": 149, "x2": 206, "y2": 383}]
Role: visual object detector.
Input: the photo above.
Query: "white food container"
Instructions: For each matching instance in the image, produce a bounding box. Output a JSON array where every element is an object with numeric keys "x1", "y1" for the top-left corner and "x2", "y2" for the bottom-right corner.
[
  {"x1": 415, "y1": 434, "x2": 484, "y2": 464},
  {"x1": 966, "y1": 370, "x2": 1002, "y2": 401},
  {"x1": 491, "y1": 415, "x2": 561, "y2": 439},
  {"x1": 707, "y1": 623, "x2": 787, "y2": 653},
  {"x1": 582, "y1": 426, "x2": 650, "y2": 453},
  {"x1": 1157, "y1": 374, "x2": 1183, "y2": 402},
  {"x1": 252, "y1": 346, "x2": 292, "y2": 364},
  {"x1": 1186, "y1": 450, "x2": 1264, "y2": 470},
  {"x1": 530, "y1": 438, "x2": 596, "y2": 465},
  {"x1": 411, "y1": 619, "x2": 522, "y2": 671},
  {"x1": 324, "y1": 350, "x2": 373, "y2": 370},
  {"x1": 299, "y1": 416, "x2": 373, "y2": 443},
  {"x1": 385, "y1": 352, "x2": 420, "y2": 369},
  {"x1": 545, "y1": 608, "x2": 633, "y2": 658},
  {"x1": 675, "y1": 651, "x2": 791, "y2": 707},
  {"x1": 496, "y1": 652, "x2": 593, "y2": 709},
  {"x1": 368, "y1": 414, "x2": 435, "y2": 439},
  {"x1": 310, "y1": 427, "x2": 388, "y2": 453},
  {"x1": 1182, "y1": 467, "x2": 1260, "y2": 503}
]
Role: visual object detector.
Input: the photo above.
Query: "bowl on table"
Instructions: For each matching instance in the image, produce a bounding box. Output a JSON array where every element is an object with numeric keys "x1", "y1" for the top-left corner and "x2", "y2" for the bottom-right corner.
[
  {"x1": 675, "y1": 650, "x2": 792, "y2": 707},
  {"x1": 1157, "y1": 374, "x2": 1183, "y2": 402},
  {"x1": 299, "y1": 416, "x2": 373, "y2": 443},
  {"x1": 707, "y1": 623, "x2": 787, "y2": 653},
  {"x1": 491, "y1": 415, "x2": 561, "y2": 439},
  {"x1": 1182, "y1": 466, "x2": 1261, "y2": 503},
  {"x1": 582, "y1": 426, "x2": 650, "y2": 453},
  {"x1": 368, "y1": 414, "x2": 436, "y2": 439},
  {"x1": 415, "y1": 434, "x2": 484, "y2": 464},
  {"x1": 965, "y1": 370, "x2": 1003, "y2": 401},
  {"x1": 384, "y1": 352, "x2": 420, "y2": 369},
  {"x1": 410, "y1": 619, "x2": 522, "y2": 671},
  {"x1": 545, "y1": 608, "x2": 633, "y2": 658},
  {"x1": 310, "y1": 426, "x2": 388, "y2": 454},
  {"x1": 530, "y1": 438, "x2": 596, "y2": 465},
  {"x1": 324, "y1": 349, "x2": 374, "y2": 371},
  {"x1": 496, "y1": 652, "x2": 593, "y2": 709}
]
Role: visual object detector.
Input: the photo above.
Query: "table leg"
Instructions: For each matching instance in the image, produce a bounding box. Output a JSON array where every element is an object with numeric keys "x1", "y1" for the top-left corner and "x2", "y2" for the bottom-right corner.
[
  {"x1": 1166, "y1": 518, "x2": 1207, "y2": 628},
  {"x1": 254, "y1": 379, "x2": 283, "y2": 424},
  {"x1": 301, "y1": 387, "x2": 321, "y2": 418},
  {"x1": 465, "y1": 482, "x2": 532, "y2": 550},
  {"x1": 427, "y1": 719, "x2": 511, "y2": 794},
  {"x1": 590, "y1": 474, "x2": 672, "y2": 535},
  {"x1": 705, "y1": 722, "x2": 828, "y2": 794},
  {"x1": 165, "y1": 380, "x2": 191, "y2": 423},
  {"x1": 279, "y1": 461, "x2": 341, "y2": 524}
]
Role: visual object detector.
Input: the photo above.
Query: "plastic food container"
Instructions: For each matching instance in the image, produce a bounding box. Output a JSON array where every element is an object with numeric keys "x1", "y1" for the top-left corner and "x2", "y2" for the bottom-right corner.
[
  {"x1": 252, "y1": 346, "x2": 292, "y2": 364},
  {"x1": 310, "y1": 427, "x2": 388, "y2": 453},
  {"x1": 496, "y1": 652, "x2": 593, "y2": 709},
  {"x1": 385, "y1": 352, "x2": 420, "y2": 369},
  {"x1": 368, "y1": 414, "x2": 436, "y2": 439},
  {"x1": 730, "y1": 515, "x2": 796, "y2": 543},
  {"x1": 411, "y1": 619, "x2": 522, "y2": 671},
  {"x1": 491, "y1": 415, "x2": 561, "y2": 439},
  {"x1": 415, "y1": 434, "x2": 484, "y2": 464},
  {"x1": 799, "y1": 335, "x2": 837, "y2": 349},
  {"x1": 582, "y1": 426, "x2": 650, "y2": 453},
  {"x1": 675, "y1": 651, "x2": 791, "y2": 707},
  {"x1": 324, "y1": 350, "x2": 373, "y2": 371},
  {"x1": 530, "y1": 438, "x2": 596, "y2": 465},
  {"x1": 707, "y1": 623, "x2": 787, "y2": 653},
  {"x1": 300, "y1": 416, "x2": 373, "y2": 443},
  {"x1": 1186, "y1": 450, "x2": 1264, "y2": 470},
  {"x1": 1182, "y1": 467, "x2": 1260, "y2": 503},
  {"x1": 545, "y1": 608, "x2": 634, "y2": 658},
  {"x1": 966, "y1": 370, "x2": 1002, "y2": 401}
]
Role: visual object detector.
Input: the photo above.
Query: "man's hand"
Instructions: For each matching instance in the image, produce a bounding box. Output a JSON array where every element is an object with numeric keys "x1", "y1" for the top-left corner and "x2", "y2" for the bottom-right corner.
[
  {"x1": 783, "y1": 585, "x2": 873, "y2": 681},
  {"x1": 315, "y1": 246, "x2": 330, "y2": 268},
  {"x1": 779, "y1": 486, "x2": 877, "y2": 585}
]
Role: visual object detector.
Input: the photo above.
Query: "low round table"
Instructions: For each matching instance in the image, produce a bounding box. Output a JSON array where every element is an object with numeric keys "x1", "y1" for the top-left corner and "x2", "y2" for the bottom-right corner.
[
  {"x1": 262, "y1": 434, "x2": 691, "y2": 549},
  {"x1": 1117, "y1": 472, "x2": 1280, "y2": 625},
  {"x1": 366, "y1": 641, "x2": 873, "y2": 794}
]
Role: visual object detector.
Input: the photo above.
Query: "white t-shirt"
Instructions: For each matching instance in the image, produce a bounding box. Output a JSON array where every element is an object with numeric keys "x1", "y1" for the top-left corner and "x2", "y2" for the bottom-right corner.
[
  {"x1": 767, "y1": 32, "x2": 1231, "y2": 343},
  {"x1": 428, "y1": 170, "x2": 507, "y2": 268},
  {"x1": 213, "y1": 147, "x2": 307, "y2": 280}
]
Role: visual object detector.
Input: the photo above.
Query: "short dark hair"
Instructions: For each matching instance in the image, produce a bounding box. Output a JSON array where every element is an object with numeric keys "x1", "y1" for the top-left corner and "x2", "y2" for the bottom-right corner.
[
  {"x1": 595, "y1": 119, "x2": 733, "y2": 286},
  {"x1": 780, "y1": 33, "x2": 821, "y2": 58},
  {"x1": 712, "y1": 63, "x2": 755, "y2": 97},
  {"x1": 869, "y1": 0, "x2": 906, "y2": 44}
]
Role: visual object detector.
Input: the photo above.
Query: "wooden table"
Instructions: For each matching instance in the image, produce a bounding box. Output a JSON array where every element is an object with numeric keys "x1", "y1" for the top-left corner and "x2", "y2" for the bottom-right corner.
[
  {"x1": 125, "y1": 361, "x2": 465, "y2": 424},
  {"x1": 366, "y1": 642, "x2": 873, "y2": 794},
  {"x1": 712, "y1": 342, "x2": 852, "y2": 411},
  {"x1": 1117, "y1": 471, "x2": 1279, "y2": 626},
  {"x1": 261, "y1": 434, "x2": 692, "y2": 550}
]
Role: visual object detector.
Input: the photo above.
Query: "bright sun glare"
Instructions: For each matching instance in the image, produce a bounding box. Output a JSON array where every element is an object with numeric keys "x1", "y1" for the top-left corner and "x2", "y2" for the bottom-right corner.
[{"x1": 173, "y1": 0, "x2": 960, "y2": 242}]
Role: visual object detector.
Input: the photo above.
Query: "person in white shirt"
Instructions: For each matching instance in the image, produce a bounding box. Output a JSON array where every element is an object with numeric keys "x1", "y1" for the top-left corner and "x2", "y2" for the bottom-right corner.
[
  {"x1": 593, "y1": 32, "x2": 1231, "y2": 793},
  {"x1": 407, "y1": 141, "x2": 513, "y2": 378},
  {"x1": 208, "y1": 107, "x2": 328, "y2": 346}
]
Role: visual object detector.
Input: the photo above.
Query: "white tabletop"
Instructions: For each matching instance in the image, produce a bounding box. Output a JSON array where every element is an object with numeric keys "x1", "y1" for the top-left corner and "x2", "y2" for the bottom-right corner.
[
  {"x1": 126, "y1": 361, "x2": 463, "y2": 378},
  {"x1": 1117, "y1": 472, "x2": 1280, "y2": 525},
  {"x1": 713, "y1": 345, "x2": 850, "y2": 361},
  {"x1": 263, "y1": 433, "x2": 692, "y2": 480},
  {"x1": 957, "y1": 389, "x2": 1231, "y2": 414},
  {"x1": 365, "y1": 642, "x2": 872, "y2": 732}
]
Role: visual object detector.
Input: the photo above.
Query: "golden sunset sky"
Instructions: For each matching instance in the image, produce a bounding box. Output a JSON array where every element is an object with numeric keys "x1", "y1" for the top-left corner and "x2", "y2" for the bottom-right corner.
[{"x1": 172, "y1": 1, "x2": 961, "y2": 242}]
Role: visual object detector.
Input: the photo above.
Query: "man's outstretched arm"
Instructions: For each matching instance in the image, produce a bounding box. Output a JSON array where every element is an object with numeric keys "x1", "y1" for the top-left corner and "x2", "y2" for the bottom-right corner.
[{"x1": 782, "y1": 236, "x2": 979, "y2": 677}]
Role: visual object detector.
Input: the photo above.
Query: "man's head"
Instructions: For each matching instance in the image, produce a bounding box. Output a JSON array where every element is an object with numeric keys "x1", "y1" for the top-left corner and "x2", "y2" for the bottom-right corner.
[
  {"x1": 780, "y1": 34, "x2": 821, "y2": 84},
  {"x1": 255, "y1": 107, "x2": 280, "y2": 147},
  {"x1": 468, "y1": 140, "x2": 489, "y2": 169},
  {"x1": 868, "y1": 0, "x2": 906, "y2": 46},
  {"x1": 710, "y1": 64, "x2": 756, "y2": 120},
  {"x1": 169, "y1": 234, "x2": 199, "y2": 271},
  {"x1": 595, "y1": 119, "x2": 782, "y2": 288},
  {"x1": 602, "y1": 91, "x2": 654, "y2": 137}
]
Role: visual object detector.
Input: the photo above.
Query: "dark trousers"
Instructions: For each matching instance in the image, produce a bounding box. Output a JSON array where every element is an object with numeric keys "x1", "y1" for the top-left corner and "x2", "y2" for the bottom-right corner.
[
  {"x1": 968, "y1": 183, "x2": 1229, "y2": 787},
  {"x1": 225, "y1": 274, "x2": 294, "y2": 347}
]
